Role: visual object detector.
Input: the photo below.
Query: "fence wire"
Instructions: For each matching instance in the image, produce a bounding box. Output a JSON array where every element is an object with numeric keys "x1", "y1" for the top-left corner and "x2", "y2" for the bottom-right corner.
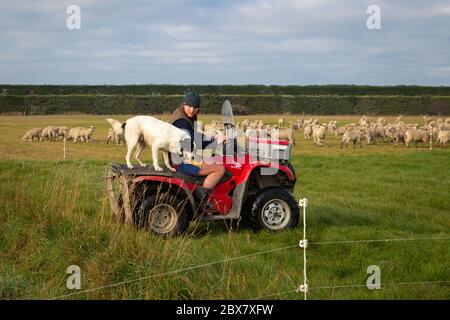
[
  {"x1": 53, "y1": 235, "x2": 449, "y2": 300},
  {"x1": 252, "y1": 280, "x2": 450, "y2": 300}
]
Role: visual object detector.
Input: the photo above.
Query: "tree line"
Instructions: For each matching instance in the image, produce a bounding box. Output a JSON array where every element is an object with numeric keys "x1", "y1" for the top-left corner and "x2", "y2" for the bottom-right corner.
[
  {"x1": 1, "y1": 94, "x2": 449, "y2": 115},
  {"x1": 1, "y1": 84, "x2": 450, "y2": 96}
]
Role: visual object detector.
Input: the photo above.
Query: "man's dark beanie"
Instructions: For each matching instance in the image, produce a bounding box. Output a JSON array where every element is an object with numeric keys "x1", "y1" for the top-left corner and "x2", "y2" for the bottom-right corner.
[{"x1": 183, "y1": 91, "x2": 201, "y2": 108}]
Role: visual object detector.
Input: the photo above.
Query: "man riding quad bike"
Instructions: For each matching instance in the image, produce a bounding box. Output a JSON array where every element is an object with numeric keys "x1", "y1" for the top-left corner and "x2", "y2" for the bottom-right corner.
[{"x1": 107, "y1": 100, "x2": 300, "y2": 237}]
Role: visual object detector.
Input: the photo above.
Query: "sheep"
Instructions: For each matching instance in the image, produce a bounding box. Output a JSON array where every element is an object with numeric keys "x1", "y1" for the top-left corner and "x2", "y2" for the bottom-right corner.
[
  {"x1": 56, "y1": 126, "x2": 69, "y2": 139},
  {"x1": 245, "y1": 127, "x2": 256, "y2": 138},
  {"x1": 340, "y1": 128, "x2": 365, "y2": 148},
  {"x1": 80, "y1": 126, "x2": 95, "y2": 142},
  {"x1": 365, "y1": 124, "x2": 387, "y2": 144},
  {"x1": 404, "y1": 129, "x2": 429, "y2": 147},
  {"x1": 203, "y1": 123, "x2": 217, "y2": 133},
  {"x1": 303, "y1": 118, "x2": 313, "y2": 126},
  {"x1": 377, "y1": 117, "x2": 387, "y2": 126},
  {"x1": 68, "y1": 126, "x2": 94, "y2": 143},
  {"x1": 303, "y1": 124, "x2": 313, "y2": 139},
  {"x1": 327, "y1": 120, "x2": 337, "y2": 135},
  {"x1": 42, "y1": 126, "x2": 59, "y2": 141},
  {"x1": 205, "y1": 127, "x2": 223, "y2": 140},
  {"x1": 312, "y1": 124, "x2": 326, "y2": 146},
  {"x1": 106, "y1": 118, "x2": 125, "y2": 145},
  {"x1": 278, "y1": 118, "x2": 285, "y2": 127},
  {"x1": 388, "y1": 127, "x2": 405, "y2": 145},
  {"x1": 422, "y1": 115, "x2": 433, "y2": 125},
  {"x1": 68, "y1": 127, "x2": 82, "y2": 142},
  {"x1": 246, "y1": 127, "x2": 270, "y2": 139},
  {"x1": 335, "y1": 126, "x2": 346, "y2": 136},
  {"x1": 106, "y1": 128, "x2": 118, "y2": 144},
  {"x1": 248, "y1": 121, "x2": 258, "y2": 129},
  {"x1": 445, "y1": 118, "x2": 450, "y2": 124},
  {"x1": 360, "y1": 119, "x2": 370, "y2": 127},
  {"x1": 359, "y1": 115, "x2": 370, "y2": 127},
  {"x1": 385, "y1": 124, "x2": 394, "y2": 141},
  {"x1": 273, "y1": 127, "x2": 295, "y2": 146},
  {"x1": 290, "y1": 121, "x2": 300, "y2": 131},
  {"x1": 22, "y1": 128, "x2": 42, "y2": 142},
  {"x1": 436, "y1": 130, "x2": 449, "y2": 147}
]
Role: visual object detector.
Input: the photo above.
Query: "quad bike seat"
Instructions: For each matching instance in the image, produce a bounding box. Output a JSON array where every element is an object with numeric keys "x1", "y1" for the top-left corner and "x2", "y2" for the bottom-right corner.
[{"x1": 110, "y1": 163, "x2": 232, "y2": 186}]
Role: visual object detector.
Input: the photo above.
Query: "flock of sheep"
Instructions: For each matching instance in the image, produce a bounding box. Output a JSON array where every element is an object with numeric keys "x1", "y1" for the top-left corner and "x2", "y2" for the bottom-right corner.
[
  {"x1": 209, "y1": 115, "x2": 450, "y2": 148},
  {"x1": 22, "y1": 126, "x2": 95, "y2": 143},
  {"x1": 21, "y1": 118, "x2": 126, "y2": 146},
  {"x1": 21, "y1": 115, "x2": 450, "y2": 149}
]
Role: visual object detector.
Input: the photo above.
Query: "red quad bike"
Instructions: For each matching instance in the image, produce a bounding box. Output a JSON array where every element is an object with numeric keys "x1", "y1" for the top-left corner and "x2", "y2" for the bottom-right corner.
[{"x1": 107, "y1": 101, "x2": 300, "y2": 237}]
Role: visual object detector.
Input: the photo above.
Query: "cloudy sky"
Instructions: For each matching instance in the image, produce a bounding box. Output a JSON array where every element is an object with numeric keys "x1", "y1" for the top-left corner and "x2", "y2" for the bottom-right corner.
[{"x1": 0, "y1": 0, "x2": 449, "y2": 85}]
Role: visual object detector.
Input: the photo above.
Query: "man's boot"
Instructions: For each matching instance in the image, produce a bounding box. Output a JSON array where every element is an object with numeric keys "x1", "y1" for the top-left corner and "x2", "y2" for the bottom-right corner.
[{"x1": 194, "y1": 186, "x2": 212, "y2": 214}]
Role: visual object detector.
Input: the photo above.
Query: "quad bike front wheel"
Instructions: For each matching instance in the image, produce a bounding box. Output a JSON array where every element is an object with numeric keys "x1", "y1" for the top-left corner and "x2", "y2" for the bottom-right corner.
[{"x1": 249, "y1": 188, "x2": 299, "y2": 232}]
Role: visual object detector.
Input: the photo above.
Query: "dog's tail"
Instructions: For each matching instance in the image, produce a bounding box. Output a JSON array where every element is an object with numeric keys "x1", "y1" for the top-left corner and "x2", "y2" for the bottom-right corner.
[{"x1": 106, "y1": 118, "x2": 123, "y2": 127}]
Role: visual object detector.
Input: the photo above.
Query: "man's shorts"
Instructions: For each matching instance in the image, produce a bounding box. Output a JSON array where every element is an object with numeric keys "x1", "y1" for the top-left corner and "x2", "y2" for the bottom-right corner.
[{"x1": 177, "y1": 162, "x2": 201, "y2": 176}]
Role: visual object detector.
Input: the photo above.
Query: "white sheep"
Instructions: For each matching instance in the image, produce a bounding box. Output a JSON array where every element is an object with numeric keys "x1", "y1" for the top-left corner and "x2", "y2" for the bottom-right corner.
[
  {"x1": 335, "y1": 126, "x2": 346, "y2": 136},
  {"x1": 68, "y1": 126, "x2": 94, "y2": 143},
  {"x1": 436, "y1": 130, "x2": 449, "y2": 147},
  {"x1": 80, "y1": 126, "x2": 95, "y2": 143},
  {"x1": 377, "y1": 117, "x2": 387, "y2": 126},
  {"x1": 56, "y1": 126, "x2": 69, "y2": 139},
  {"x1": 303, "y1": 124, "x2": 313, "y2": 139},
  {"x1": 312, "y1": 124, "x2": 326, "y2": 146},
  {"x1": 388, "y1": 126, "x2": 405, "y2": 145},
  {"x1": 106, "y1": 118, "x2": 125, "y2": 145},
  {"x1": 340, "y1": 128, "x2": 364, "y2": 148},
  {"x1": 365, "y1": 124, "x2": 387, "y2": 144},
  {"x1": 106, "y1": 128, "x2": 116, "y2": 144},
  {"x1": 422, "y1": 115, "x2": 432, "y2": 125},
  {"x1": 42, "y1": 126, "x2": 59, "y2": 141},
  {"x1": 272, "y1": 127, "x2": 295, "y2": 146},
  {"x1": 22, "y1": 128, "x2": 42, "y2": 142},
  {"x1": 68, "y1": 127, "x2": 83, "y2": 142},
  {"x1": 404, "y1": 129, "x2": 429, "y2": 147}
]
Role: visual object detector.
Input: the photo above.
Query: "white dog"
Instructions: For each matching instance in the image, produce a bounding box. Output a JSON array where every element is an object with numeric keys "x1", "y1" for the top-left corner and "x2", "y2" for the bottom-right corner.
[{"x1": 123, "y1": 116, "x2": 194, "y2": 171}]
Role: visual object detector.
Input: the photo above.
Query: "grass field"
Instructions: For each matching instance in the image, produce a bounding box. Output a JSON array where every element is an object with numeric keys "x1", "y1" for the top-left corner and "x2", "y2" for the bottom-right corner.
[{"x1": 0, "y1": 114, "x2": 449, "y2": 299}]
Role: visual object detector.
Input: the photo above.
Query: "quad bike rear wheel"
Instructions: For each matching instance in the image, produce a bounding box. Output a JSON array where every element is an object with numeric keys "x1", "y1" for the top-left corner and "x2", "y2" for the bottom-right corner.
[
  {"x1": 249, "y1": 187, "x2": 299, "y2": 232},
  {"x1": 135, "y1": 188, "x2": 192, "y2": 238}
]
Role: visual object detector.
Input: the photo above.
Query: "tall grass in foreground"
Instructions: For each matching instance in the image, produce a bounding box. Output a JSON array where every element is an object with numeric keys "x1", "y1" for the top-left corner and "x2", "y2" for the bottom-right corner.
[{"x1": 0, "y1": 151, "x2": 449, "y2": 299}]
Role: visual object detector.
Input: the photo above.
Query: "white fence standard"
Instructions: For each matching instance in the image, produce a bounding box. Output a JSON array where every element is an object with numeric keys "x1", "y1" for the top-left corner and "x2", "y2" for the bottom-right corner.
[{"x1": 297, "y1": 198, "x2": 309, "y2": 300}]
